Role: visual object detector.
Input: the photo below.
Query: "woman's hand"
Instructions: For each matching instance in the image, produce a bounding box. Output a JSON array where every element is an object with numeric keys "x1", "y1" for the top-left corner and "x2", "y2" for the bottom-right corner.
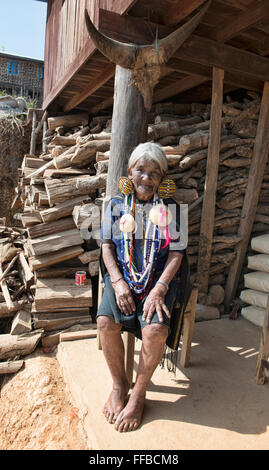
[
  {"x1": 142, "y1": 284, "x2": 171, "y2": 325},
  {"x1": 113, "y1": 279, "x2": 136, "y2": 316}
]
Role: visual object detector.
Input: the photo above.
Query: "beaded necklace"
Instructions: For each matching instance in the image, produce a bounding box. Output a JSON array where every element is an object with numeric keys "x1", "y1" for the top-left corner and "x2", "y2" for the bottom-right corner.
[{"x1": 120, "y1": 192, "x2": 162, "y2": 300}]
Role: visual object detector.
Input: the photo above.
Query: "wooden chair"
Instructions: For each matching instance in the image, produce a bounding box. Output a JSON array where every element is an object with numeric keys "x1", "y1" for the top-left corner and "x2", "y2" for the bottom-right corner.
[{"x1": 96, "y1": 199, "x2": 198, "y2": 385}]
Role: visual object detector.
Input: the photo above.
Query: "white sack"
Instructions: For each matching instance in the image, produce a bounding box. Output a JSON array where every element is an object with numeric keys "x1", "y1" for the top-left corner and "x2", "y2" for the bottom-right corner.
[
  {"x1": 248, "y1": 254, "x2": 269, "y2": 273},
  {"x1": 240, "y1": 289, "x2": 269, "y2": 309},
  {"x1": 244, "y1": 271, "x2": 269, "y2": 293},
  {"x1": 251, "y1": 234, "x2": 269, "y2": 254},
  {"x1": 241, "y1": 305, "x2": 265, "y2": 328}
]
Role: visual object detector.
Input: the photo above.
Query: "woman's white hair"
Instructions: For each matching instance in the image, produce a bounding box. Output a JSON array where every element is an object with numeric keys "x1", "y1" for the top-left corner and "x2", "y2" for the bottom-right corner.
[{"x1": 128, "y1": 142, "x2": 168, "y2": 175}]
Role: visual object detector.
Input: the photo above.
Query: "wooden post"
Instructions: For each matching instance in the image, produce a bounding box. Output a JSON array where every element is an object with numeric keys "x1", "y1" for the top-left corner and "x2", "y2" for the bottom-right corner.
[
  {"x1": 30, "y1": 110, "x2": 37, "y2": 155},
  {"x1": 255, "y1": 294, "x2": 269, "y2": 384},
  {"x1": 106, "y1": 65, "x2": 148, "y2": 197},
  {"x1": 102, "y1": 65, "x2": 148, "y2": 383},
  {"x1": 180, "y1": 286, "x2": 198, "y2": 368},
  {"x1": 224, "y1": 81, "x2": 269, "y2": 308},
  {"x1": 197, "y1": 67, "x2": 224, "y2": 294}
]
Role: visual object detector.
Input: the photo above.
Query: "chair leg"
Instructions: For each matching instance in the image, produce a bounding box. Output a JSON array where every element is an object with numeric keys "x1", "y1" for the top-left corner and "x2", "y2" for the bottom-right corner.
[
  {"x1": 123, "y1": 331, "x2": 135, "y2": 387},
  {"x1": 180, "y1": 287, "x2": 198, "y2": 368},
  {"x1": 97, "y1": 266, "x2": 104, "y2": 350}
]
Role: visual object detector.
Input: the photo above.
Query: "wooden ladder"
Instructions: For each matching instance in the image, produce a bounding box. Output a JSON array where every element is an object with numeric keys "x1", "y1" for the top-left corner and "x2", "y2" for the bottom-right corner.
[{"x1": 255, "y1": 294, "x2": 269, "y2": 384}]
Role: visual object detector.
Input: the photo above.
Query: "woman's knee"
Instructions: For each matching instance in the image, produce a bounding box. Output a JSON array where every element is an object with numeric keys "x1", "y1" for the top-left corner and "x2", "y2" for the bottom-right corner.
[
  {"x1": 142, "y1": 323, "x2": 168, "y2": 344},
  {"x1": 97, "y1": 315, "x2": 121, "y2": 332}
]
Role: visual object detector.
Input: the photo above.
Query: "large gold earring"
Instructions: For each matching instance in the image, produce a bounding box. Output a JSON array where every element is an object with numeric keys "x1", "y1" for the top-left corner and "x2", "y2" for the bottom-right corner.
[
  {"x1": 118, "y1": 177, "x2": 134, "y2": 196},
  {"x1": 158, "y1": 178, "x2": 176, "y2": 198}
]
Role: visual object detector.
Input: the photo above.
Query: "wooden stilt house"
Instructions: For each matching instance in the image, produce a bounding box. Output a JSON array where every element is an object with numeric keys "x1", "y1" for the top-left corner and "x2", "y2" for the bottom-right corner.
[{"x1": 35, "y1": 0, "x2": 269, "y2": 323}]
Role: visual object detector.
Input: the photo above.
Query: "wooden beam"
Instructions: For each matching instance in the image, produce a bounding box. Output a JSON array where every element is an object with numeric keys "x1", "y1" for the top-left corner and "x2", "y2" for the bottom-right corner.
[
  {"x1": 207, "y1": 0, "x2": 269, "y2": 43},
  {"x1": 63, "y1": 63, "x2": 115, "y2": 112},
  {"x1": 153, "y1": 75, "x2": 208, "y2": 103},
  {"x1": 197, "y1": 67, "x2": 224, "y2": 294},
  {"x1": 224, "y1": 81, "x2": 269, "y2": 308},
  {"x1": 176, "y1": 34, "x2": 269, "y2": 83},
  {"x1": 99, "y1": 9, "x2": 269, "y2": 98},
  {"x1": 162, "y1": 0, "x2": 208, "y2": 26},
  {"x1": 167, "y1": 58, "x2": 263, "y2": 92}
]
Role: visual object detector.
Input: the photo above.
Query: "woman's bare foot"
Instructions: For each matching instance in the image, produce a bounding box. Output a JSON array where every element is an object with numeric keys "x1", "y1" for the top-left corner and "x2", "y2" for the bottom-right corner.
[
  {"x1": 114, "y1": 392, "x2": 145, "y2": 432},
  {"x1": 103, "y1": 382, "x2": 130, "y2": 424}
]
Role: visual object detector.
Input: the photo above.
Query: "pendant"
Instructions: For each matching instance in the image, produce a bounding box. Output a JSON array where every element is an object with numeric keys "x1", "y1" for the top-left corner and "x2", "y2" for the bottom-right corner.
[
  {"x1": 149, "y1": 203, "x2": 172, "y2": 227},
  {"x1": 119, "y1": 213, "x2": 136, "y2": 233}
]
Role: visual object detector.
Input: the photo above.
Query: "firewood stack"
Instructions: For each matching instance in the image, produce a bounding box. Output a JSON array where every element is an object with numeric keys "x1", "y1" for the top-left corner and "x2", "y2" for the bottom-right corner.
[{"x1": 6, "y1": 90, "x2": 269, "y2": 340}]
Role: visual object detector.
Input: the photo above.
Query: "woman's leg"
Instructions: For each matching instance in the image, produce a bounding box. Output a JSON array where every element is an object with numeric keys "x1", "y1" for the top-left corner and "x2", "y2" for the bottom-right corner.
[
  {"x1": 114, "y1": 323, "x2": 168, "y2": 432},
  {"x1": 97, "y1": 315, "x2": 130, "y2": 423}
]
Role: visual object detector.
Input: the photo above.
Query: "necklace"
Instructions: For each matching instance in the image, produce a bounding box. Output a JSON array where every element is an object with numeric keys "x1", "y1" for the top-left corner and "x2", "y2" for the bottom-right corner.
[{"x1": 120, "y1": 193, "x2": 162, "y2": 299}]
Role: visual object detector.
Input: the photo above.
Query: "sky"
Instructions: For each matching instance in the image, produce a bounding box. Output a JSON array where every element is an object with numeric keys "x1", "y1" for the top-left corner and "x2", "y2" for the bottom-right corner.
[{"x1": 0, "y1": 0, "x2": 47, "y2": 60}]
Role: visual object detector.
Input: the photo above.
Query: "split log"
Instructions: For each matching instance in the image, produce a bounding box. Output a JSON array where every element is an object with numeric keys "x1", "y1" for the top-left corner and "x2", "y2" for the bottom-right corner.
[
  {"x1": 34, "y1": 278, "x2": 92, "y2": 311},
  {"x1": 32, "y1": 312, "x2": 90, "y2": 332},
  {"x1": 28, "y1": 228, "x2": 83, "y2": 257},
  {"x1": 45, "y1": 174, "x2": 107, "y2": 206},
  {"x1": 29, "y1": 245, "x2": 84, "y2": 271},
  {"x1": 172, "y1": 187, "x2": 198, "y2": 205},
  {"x1": 41, "y1": 324, "x2": 94, "y2": 347},
  {"x1": 221, "y1": 158, "x2": 250, "y2": 168},
  {"x1": 47, "y1": 113, "x2": 89, "y2": 132},
  {"x1": 34, "y1": 266, "x2": 83, "y2": 279},
  {"x1": 60, "y1": 328, "x2": 97, "y2": 342},
  {"x1": 0, "y1": 254, "x2": 19, "y2": 282},
  {"x1": 52, "y1": 145, "x2": 77, "y2": 169},
  {"x1": 0, "y1": 299, "x2": 28, "y2": 318},
  {"x1": 43, "y1": 168, "x2": 90, "y2": 178},
  {"x1": 216, "y1": 193, "x2": 244, "y2": 210},
  {"x1": 51, "y1": 135, "x2": 77, "y2": 146},
  {"x1": 0, "y1": 330, "x2": 42, "y2": 360},
  {"x1": 94, "y1": 160, "x2": 109, "y2": 174},
  {"x1": 148, "y1": 116, "x2": 202, "y2": 140},
  {"x1": 10, "y1": 310, "x2": 32, "y2": 335},
  {"x1": 235, "y1": 146, "x2": 253, "y2": 158},
  {"x1": 18, "y1": 252, "x2": 34, "y2": 287},
  {"x1": 96, "y1": 151, "x2": 110, "y2": 162},
  {"x1": 0, "y1": 264, "x2": 14, "y2": 310},
  {"x1": 0, "y1": 360, "x2": 24, "y2": 375},
  {"x1": 71, "y1": 140, "x2": 111, "y2": 167},
  {"x1": 40, "y1": 195, "x2": 91, "y2": 223},
  {"x1": 178, "y1": 130, "x2": 209, "y2": 155},
  {"x1": 27, "y1": 217, "x2": 76, "y2": 239}
]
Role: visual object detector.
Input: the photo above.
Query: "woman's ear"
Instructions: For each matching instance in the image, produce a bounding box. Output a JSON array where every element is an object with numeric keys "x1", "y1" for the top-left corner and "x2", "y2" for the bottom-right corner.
[{"x1": 127, "y1": 167, "x2": 133, "y2": 179}]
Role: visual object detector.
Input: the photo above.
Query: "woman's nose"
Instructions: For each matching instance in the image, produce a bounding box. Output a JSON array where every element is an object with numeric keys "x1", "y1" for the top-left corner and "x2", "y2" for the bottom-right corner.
[{"x1": 141, "y1": 172, "x2": 152, "y2": 181}]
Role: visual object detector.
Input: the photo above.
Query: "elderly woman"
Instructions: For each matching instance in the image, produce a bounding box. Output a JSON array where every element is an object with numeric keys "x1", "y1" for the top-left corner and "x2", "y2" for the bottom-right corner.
[{"x1": 97, "y1": 142, "x2": 187, "y2": 433}]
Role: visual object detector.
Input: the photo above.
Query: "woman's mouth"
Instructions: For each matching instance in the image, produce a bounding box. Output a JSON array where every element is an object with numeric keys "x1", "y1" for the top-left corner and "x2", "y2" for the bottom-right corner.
[{"x1": 139, "y1": 184, "x2": 153, "y2": 191}]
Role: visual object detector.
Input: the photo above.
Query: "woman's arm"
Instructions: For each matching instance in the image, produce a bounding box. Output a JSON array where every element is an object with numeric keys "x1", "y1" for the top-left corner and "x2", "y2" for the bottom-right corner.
[
  {"x1": 102, "y1": 243, "x2": 136, "y2": 315},
  {"x1": 142, "y1": 251, "x2": 183, "y2": 324}
]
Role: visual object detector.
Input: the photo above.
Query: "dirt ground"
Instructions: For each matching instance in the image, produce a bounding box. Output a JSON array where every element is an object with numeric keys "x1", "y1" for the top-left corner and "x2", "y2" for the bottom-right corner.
[{"x1": 0, "y1": 348, "x2": 88, "y2": 450}]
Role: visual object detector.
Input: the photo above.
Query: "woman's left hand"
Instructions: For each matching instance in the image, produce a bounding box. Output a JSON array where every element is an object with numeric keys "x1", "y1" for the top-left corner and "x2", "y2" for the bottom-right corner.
[{"x1": 142, "y1": 284, "x2": 171, "y2": 325}]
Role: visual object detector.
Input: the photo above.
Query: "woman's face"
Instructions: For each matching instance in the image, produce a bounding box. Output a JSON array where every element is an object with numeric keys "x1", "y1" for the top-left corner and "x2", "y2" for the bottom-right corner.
[{"x1": 128, "y1": 157, "x2": 163, "y2": 201}]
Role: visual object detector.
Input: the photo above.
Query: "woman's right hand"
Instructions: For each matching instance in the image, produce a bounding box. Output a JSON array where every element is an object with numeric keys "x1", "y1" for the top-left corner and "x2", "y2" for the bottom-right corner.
[{"x1": 113, "y1": 279, "x2": 136, "y2": 316}]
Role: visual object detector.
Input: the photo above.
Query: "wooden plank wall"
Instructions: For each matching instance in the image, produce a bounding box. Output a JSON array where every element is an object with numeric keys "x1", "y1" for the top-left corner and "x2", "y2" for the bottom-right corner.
[
  {"x1": 43, "y1": 0, "x2": 136, "y2": 107},
  {"x1": 44, "y1": 0, "x2": 99, "y2": 102}
]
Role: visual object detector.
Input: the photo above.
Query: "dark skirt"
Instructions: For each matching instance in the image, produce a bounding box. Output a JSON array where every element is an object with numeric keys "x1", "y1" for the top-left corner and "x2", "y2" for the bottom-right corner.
[{"x1": 97, "y1": 271, "x2": 179, "y2": 339}]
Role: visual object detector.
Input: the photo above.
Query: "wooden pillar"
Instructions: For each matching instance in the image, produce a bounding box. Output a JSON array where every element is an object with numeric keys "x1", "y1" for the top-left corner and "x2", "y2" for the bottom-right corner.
[
  {"x1": 224, "y1": 81, "x2": 269, "y2": 308},
  {"x1": 197, "y1": 67, "x2": 224, "y2": 295},
  {"x1": 106, "y1": 65, "x2": 148, "y2": 198},
  {"x1": 101, "y1": 65, "x2": 148, "y2": 384}
]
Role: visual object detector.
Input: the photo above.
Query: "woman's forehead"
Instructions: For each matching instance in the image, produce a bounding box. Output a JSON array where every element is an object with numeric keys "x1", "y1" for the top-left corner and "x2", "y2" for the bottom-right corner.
[{"x1": 133, "y1": 156, "x2": 161, "y2": 171}]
